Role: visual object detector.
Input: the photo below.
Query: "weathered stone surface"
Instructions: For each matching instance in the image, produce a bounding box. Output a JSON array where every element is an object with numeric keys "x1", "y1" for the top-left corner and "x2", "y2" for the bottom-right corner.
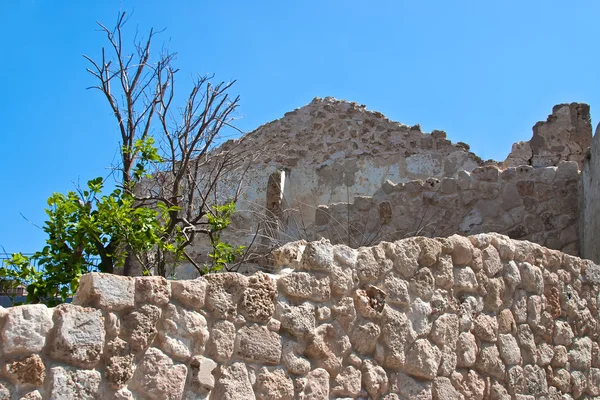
[
  {"x1": 301, "y1": 239, "x2": 334, "y2": 271},
  {"x1": 456, "y1": 332, "x2": 478, "y2": 367},
  {"x1": 212, "y1": 362, "x2": 255, "y2": 400},
  {"x1": 521, "y1": 262, "x2": 544, "y2": 294},
  {"x1": 475, "y1": 343, "x2": 506, "y2": 380},
  {"x1": 474, "y1": 314, "x2": 498, "y2": 342},
  {"x1": 331, "y1": 366, "x2": 361, "y2": 398},
  {"x1": 498, "y1": 333, "x2": 521, "y2": 366},
  {"x1": 391, "y1": 238, "x2": 420, "y2": 278},
  {"x1": 278, "y1": 272, "x2": 330, "y2": 302},
  {"x1": 240, "y1": 272, "x2": 277, "y2": 323},
  {"x1": 104, "y1": 338, "x2": 134, "y2": 389},
  {"x1": 304, "y1": 323, "x2": 351, "y2": 375},
  {"x1": 48, "y1": 367, "x2": 101, "y2": 400},
  {"x1": 276, "y1": 301, "x2": 315, "y2": 338},
  {"x1": 361, "y1": 360, "x2": 388, "y2": 399},
  {"x1": 450, "y1": 370, "x2": 485, "y2": 400},
  {"x1": 433, "y1": 376, "x2": 464, "y2": 400},
  {"x1": 408, "y1": 298, "x2": 433, "y2": 336},
  {"x1": 122, "y1": 304, "x2": 161, "y2": 352},
  {"x1": 432, "y1": 254, "x2": 454, "y2": 289},
  {"x1": 298, "y1": 368, "x2": 330, "y2": 400},
  {"x1": 50, "y1": 304, "x2": 105, "y2": 368},
  {"x1": 170, "y1": 278, "x2": 207, "y2": 311},
  {"x1": 2, "y1": 305, "x2": 53, "y2": 355},
  {"x1": 6, "y1": 355, "x2": 45, "y2": 386},
  {"x1": 204, "y1": 273, "x2": 248, "y2": 320},
  {"x1": 350, "y1": 321, "x2": 380, "y2": 355},
  {"x1": 380, "y1": 306, "x2": 415, "y2": 369},
  {"x1": 454, "y1": 266, "x2": 478, "y2": 293},
  {"x1": 131, "y1": 347, "x2": 187, "y2": 400},
  {"x1": 73, "y1": 272, "x2": 135, "y2": 311},
  {"x1": 393, "y1": 372, "x2": 432, "y2": 400},
  {"x1": 158, "y1": 303, "x2": 209, "y2": 360},
  {"x1": 20, "y1": 390, "x2": 42, "y2": 400},
  {"x1": 206, "y1": 320, "x2": 235, "y2": 362},
  {"x1": 236, "y1": 325, "x2": 282, "y2": 365},
  {"x1": 449, "y1": 234, "x2": 474, "y2": 265},
  {"x1": 430, "y1": 313, "x2": 459, "y2": 350},
  {"x1": 254, "y1": 367, "x2": 294, "y2": 400},
  {"x1": 569, "y1": 337, "x2": 592, "y2": 371},
  {"x1": 282, "y1": 340, "x2": 311, "y2": 375},
  {"x1": 553, "y1": 320, "x2": 574, "y2": 346},
  {"x1": 135, "y1": 276, "x2": 171, "y2": 306},
  {"x1": 405, "y1": 339, "x2": 441, "y2": 380},
  {"x1": 356, "y1": 246, "x2": 393, "y2": 283}
]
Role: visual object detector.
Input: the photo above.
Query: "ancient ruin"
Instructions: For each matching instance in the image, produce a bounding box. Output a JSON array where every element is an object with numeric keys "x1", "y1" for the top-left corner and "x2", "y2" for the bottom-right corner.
[
  {"x1": 2, "y1": 98, "x2": 600, "y2": 399},
  {"x1": 175, "y1": 98, "x2": 598, "y2": 277}
]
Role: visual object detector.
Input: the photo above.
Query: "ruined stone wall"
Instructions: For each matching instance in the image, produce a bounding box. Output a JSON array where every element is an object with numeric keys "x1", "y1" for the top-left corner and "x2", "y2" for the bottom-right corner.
[
  {"x1": 316, "y1": 162, "x2": 581, "y2": 256},
  {"x1": 1, "y1": 233, "x2": 600, "y2": 399},
  {"x1": 580, "y1": 123, "x2": 600, "y2": 264},
  {"x1": 504, "y1": 103, "x2": 592, "y2": 169}
]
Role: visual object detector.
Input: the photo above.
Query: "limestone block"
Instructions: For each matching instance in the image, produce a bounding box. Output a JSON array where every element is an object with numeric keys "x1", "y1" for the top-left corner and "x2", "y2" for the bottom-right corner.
[
  {"x1": 47, "y1": 367, "x2": 101, "y2": 400},
  {"x1": 410, "y1": 267, "x2": 435, "y2": 301},
  {"x1": 450, "y1": 370, "x2": 485, "y2": 400},
  {"x1": 475, "y1": 343, "x2": 506, "y2": 380},
  {"x1": 330, "y1": 265, "x2": 357, "y2": 296},
  {"x1": 497, "y1": 309, "x2": 516, "y2": 334},
  {"x1": 20, "y1": 390, "x2": 42, "y2": 400},
  {"x1": 170, "y1": 278, "x2": 207, "y2": 311},
  {"x1": 553, "y1": 320, "x2": 574, "y2": 346},
  {"x1": 404, "y1": 339, "x2": 441, "y2": 380},
  {"x1": 430, "y1": 313, "x2": 459, "y2": 350},
  {"x1": 211, "y1": 362, "x2": 255, "y2": 400},
  {"x1": 204, "y1": 273, "x2": 248, "y2": 320},
  {"x1": 408, "y1": 298, "x2": 432, "y2": 337},
  {"x1": 135, "y1": 276, "x2": 171, "y2": 306},
  {"x1": 356, "y1": 246, "x2": 392, "y2": 283},
  {"x1": 278, "y1": 272, "x2": 330, "y2": 302},
  {"x1": 50, "y1": 304, "x2": 105, "y2": 368},
  {"x1": 473, "y1": 314, "x2": 498, "y2": 342},
  {"x1": 361, "y1": 360, "x2": 388, "y2": 399},
  {"x1": 254, "y1": 367, "x2": 294, "y2": 400},
  {"x1": 236, "y1": 324, "x2": 282, "y2": 365},
  {"x1": 522, "y1": 365, "x2": 547, "y2": 396},
  {"x1": 298, "y1": 368, "x2": 329, "y2": 400},
  {"x1": 206, "y1": 320, "x2": 235, "y2": 362},
  {"x1": 456, "y1": 332, "x2": 478, "y2": 367},
  {"x1": 349, "y1": 321, "x2": 380, "y2": 356},
  {"x1": 331, "y1": 366, "x2": 361, "y2": 398},
  {"x1": 282, "y1": 340, "x2": 310, "y2": 375},
  {"x1": 2, "y1": 304, "x2": 53, "y2": 355},
  {"x1": 517, "y1": 324, "x2": 537, "y2": 364},
  {"x1": 276, "y1": 301, "x2": 315, "y2": 338},
  {"x1": 131, "y1": 347, "x2": 187, "y2": 400},
  {"x1": 433, "y1": 376, "x2": 464, "y2": 400},
  {"x1": 503, "y1": 260, "x2": 521, "y2": 290},
  {"x1": 391, "y1": 238, "x2": 421, "y2": 278},
  {"x1": 498, "y1": 334, "x2": 521, "y2": 366},
  {"x1": 304, "y1": 323, "x2": 351, "y2": 375},
  {"x1": 449, "y1": 234, "x2": 474, "y2": 265},
  {"x1": 432, "y1": 254, "x2": 454, "y2": 289},
  {"x1": 73, "y1": 272, "x2": 135, "y2": 311},
  {"x1": 453, "y1": 266, "x2": 478, "y2": 293},
  {"x1": 301, "y1": 239, "x2": 334, "y2": 271},
  {"x1": 536, "y1": 342, "x2": 554, "y2": 366},
  {"x1": 569, "y1": 337, "x2": 592, "y2": 371},
  {"x1": 382, "y1": 273, "x2": 410, "y2": 305},
  {"x1": 416, "y1": 237, "x2": 442, "y2": 267},
  {"x1": 520, "y1": 262, "x2": 544, "y2": 294},
  {"x1": 158, "y1": 303, "x2": 209, "y2": 360}
]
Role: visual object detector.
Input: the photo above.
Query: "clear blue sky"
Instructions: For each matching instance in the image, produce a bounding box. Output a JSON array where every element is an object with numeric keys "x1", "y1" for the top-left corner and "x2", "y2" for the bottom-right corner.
[{"x1": 1, "y1": 1, "x2": 599, "y2": 253}]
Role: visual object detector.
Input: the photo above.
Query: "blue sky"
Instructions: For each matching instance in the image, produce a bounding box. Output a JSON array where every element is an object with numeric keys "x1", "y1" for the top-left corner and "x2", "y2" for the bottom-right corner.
[{"x1": 1, "y1": 0, "x2": 599, "y2": 253}]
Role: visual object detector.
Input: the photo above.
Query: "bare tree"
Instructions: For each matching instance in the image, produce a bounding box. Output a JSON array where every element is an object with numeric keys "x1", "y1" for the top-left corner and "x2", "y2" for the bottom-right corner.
[{"x1": 85, "y1": 12, "x2": 255, "y2": 276}]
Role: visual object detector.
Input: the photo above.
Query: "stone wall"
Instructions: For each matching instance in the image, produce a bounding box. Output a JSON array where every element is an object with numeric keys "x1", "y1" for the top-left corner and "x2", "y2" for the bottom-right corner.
[
  {"x1": 580, "y1": 123, "x2": 600, "y2": 264},
  {"x1": 1, "y1": 233, "x2": 600, "y2": 399},
  {"x1": 315, "y1": 162, "x2": 581, "y2": 256},
  {"x1": 504, "y1": 103, "x2": 592, "y2": 169},
  {"x1": 178, "y1": 99, "x2": 593, "y2": 273}
]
